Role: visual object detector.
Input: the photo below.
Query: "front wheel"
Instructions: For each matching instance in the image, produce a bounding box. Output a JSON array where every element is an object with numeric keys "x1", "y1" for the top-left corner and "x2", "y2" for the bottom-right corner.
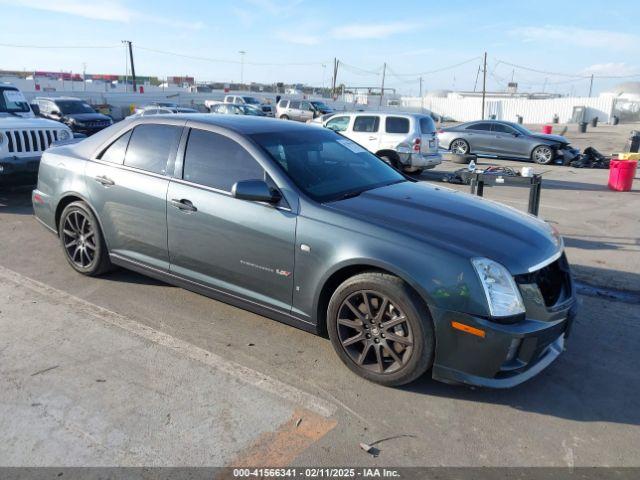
[
  {"x1": 327, "y1": 272, "x2": 434, "y2": 386},
  {"x1": 531, "y1": 145, "x2": 554, "y2": 164},
  {"x1": 59, "y1": 201, "x2": 112, "y2": 276},
  {"x1": 280, "y1": 115, "x2": 289, "y2": 120}
]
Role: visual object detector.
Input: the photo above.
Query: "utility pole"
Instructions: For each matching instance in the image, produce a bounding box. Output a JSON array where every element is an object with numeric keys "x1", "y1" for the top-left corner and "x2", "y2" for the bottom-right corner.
[
  {"x1": 122, "y1": 40, "x2": 137, "y2": 93},
  {"x1": 331, "y1": 58, "x2": 338, "y2": 99},
  {"x1": 82, "y1": 62, "x2": 87, "y2": 92},
  {"x1": 239, "y1": 50, "x2": 246, "y2": 90},
  {"x1": 419, "y1": 76, "x2": 424, "y2": 111},
  {"x1": 379, "y1": 62, "x2": 386, "y2": 107},
  {"x1": 481, "y1": 51, "x2": 487, "y2": 120},
  {"x1": 321, "y1": 63, "x2": 326, "y2": 95},
  {"x1": 588, "y1": 74, "x2": 594, "y2": 97}
]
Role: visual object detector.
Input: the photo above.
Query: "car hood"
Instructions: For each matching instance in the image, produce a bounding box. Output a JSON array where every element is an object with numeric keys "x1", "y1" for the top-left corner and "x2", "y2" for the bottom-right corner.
[
  {"x1": 64, "y1": 113, "x2": 111, "y2": 122},
  {"x1": 0, "y1": 114, "x2": 65, "y2": 129},
  {"x1": 328, "y1": 181, "x2": 562, "y2": 275},
  {"x1": 529, "y1": 133, "x2": 568, "y2": 144}
]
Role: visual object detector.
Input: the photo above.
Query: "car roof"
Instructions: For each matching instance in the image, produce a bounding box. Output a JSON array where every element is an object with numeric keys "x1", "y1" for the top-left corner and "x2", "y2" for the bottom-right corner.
[
  {"x1": 35, "y1": 96, "x2": 84, "y2": 101},
  {"x1": 330, "y1": 111, "x2": 430, "y2": 118},
  {"x1": 137, "y1": 113, "x2": 313, "y2": 135}
]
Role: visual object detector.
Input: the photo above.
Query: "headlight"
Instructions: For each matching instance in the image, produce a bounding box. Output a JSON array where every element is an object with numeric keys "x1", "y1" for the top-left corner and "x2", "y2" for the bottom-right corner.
[
  {"x1": 58, "y1": 130, "x2": 71, "y2": 141},
  {"x1": 471, "y1": 258, "x2": 525, "y2": 318}
]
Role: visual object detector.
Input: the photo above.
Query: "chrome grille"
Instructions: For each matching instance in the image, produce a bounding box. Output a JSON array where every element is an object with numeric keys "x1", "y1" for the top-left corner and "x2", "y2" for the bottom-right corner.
[{"x1": 2, "y1": 129, "x2": 59, "y2": 154}]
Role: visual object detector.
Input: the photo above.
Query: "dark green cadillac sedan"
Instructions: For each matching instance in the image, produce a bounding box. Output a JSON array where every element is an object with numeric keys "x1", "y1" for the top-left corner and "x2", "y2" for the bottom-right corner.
[{"x1": 32, "y1": 115, "x2": 577, "y2": 387}]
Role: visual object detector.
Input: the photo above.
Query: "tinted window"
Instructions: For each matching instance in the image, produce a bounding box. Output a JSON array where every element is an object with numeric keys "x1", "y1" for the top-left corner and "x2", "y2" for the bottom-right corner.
[
  {"x1": 99, "y1": 130, "x2": 132, "y2": 164},
  {"x1": 467, "y1": 122, "x2": 492, "y2": 131},
  {"x1": 419, "y1": 117, "x2": 436, "y2": 134},
  {"x1": 289, "y1": 101, "x2": 301, "y2": 109},
  {"x1": 183, "y1": 129, "x2": 264, "y2": 191},
  {"x1": 353, "y1": 116, "x2": 379, "y2": 133},
  {"x1": 326, "y1": 116, "x2": 350, "y2": 132},
  {"x1": 55, "y1": 100, "x2": 95, "y2": 114},
  {"x1": 124, "y1": 124, "x2": 182, "y2": 174},
  {"x1": 385, "y1": 117, "x2": 410, "y2": 134},
  {"x1": 251, "y1": 129, "x2": 405, "y2": 203},
  {"x1": 493, "y1": 123, "x2": 516, "y2": 134},
  {"x1": 300, "y1": 101, "x2": 312, "y2": 111}
]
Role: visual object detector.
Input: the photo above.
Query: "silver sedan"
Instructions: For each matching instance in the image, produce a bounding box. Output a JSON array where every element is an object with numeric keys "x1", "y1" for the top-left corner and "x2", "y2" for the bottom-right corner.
[{"x1": 438, "y1": 120, "x2": 578, "y2": 164}]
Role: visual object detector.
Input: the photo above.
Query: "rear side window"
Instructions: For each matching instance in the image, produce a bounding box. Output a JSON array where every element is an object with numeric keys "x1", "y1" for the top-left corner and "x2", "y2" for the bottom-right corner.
[
  {"x1": 183, "y1": 129, "x2": 264, "y2": 191},
  {"x1": 99, "y1": 130, "x2": 132, "y2": 164},
  {"x1": 353, "y1": 116, "x2": 380, "y2": 133},
  {"x1": 278, "y1": 100, "x2": 287, "y2": 108},
  {"x1": 289, "y1": 101, "x2": 301, "y2": 109},
  {"x1": 419, "y1": 117, "x2": 436, "y2": 134},
  {"x1": 385, "y1": 117, "x2": 410, "y2": 134},
  {"x1": 492, "y1": 123, "x2": 516, "y2": 134},
  {"x1": 124, "y1": 124, "x2": 182, "y2": 175},
  {"x1": 467, "y1": 122, "x2": 492, "y2": 131}
]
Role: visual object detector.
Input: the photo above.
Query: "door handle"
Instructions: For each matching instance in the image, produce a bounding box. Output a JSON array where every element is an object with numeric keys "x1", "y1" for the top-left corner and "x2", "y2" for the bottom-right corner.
[
  {"x1": 170, "y1": 198, "x2": 197, "y2": 212},
  {"x1": 368, "y1": 136, "x2": 377, "y2": 140},
  {"x1": 94, "y1": 175, "x2": 115, "y2": 187}
]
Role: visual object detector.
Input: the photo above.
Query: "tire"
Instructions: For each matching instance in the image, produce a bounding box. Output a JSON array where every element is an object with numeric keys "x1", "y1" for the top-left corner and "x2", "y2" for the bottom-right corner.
[
  {"x1": 59, "y1": 201, "x2": 112, "y2": 276},
  {"x1": 442, "y1": 153, "x2": 476, "y2": 164},
  {"x1": 379, "y1": 155, "x2": 399, "y2": 170},
  {"x1": 327, "y1": 272, "x2": 435, "y2": 387},
  {"x1": 449, "y1": 138, "x2": 470, "y2": 155},
  {"x1": 280, "y1": 115, "x2": 289, "y2": 120},
  {"x1": 531, "y1": 145, "x2": 554, "y2": 165}
]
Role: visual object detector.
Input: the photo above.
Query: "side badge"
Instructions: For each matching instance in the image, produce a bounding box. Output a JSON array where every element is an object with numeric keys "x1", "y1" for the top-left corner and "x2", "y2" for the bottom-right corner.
[{"x1": 300, "y1": 244, "x2": 311, "y2": 252}]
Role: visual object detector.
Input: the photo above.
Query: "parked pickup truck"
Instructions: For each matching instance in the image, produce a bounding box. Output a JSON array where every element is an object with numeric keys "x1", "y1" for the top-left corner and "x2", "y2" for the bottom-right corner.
[{"x1": 1, "y1": 84, "x2": 73, "y2": 184}]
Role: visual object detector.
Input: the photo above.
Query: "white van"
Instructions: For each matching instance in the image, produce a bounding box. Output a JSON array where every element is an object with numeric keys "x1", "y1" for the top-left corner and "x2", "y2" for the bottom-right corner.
[
  {"x1": 323, "y1": 112, "x2": 441, "y2": 173},
  {"x1": 1, "y1": 84, "x2": 73, "y2": 183}
]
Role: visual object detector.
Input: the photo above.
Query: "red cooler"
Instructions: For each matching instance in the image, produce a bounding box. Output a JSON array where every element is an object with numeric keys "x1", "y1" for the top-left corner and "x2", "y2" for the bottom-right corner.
[
  {"x1": 608, "y1": 159, "x2": 637, "y2": 192},
  {"x1": 542, "y1": 125, "x2": 553, "y2": 134}
]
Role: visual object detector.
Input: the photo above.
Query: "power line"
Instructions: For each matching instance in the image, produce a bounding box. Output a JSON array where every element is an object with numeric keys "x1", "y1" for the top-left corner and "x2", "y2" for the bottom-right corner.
[
  {"x1": 0, "y1": 43, "x2": 120, "y2": 49},
  {"x1": 495, "y1": 59, "x2": 640, "y2": 79},
  {"x1": 388, "y1": 56, "x2": 481, "y2": 77}
]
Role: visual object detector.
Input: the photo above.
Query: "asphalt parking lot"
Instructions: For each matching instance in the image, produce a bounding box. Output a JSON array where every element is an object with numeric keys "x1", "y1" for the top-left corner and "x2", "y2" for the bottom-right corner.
[{"x1": 1, "y1": 124, "x2": 639, "y2": 467}]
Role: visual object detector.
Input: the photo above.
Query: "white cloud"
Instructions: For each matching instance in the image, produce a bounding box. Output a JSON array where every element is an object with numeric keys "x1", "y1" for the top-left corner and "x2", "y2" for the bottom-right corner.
[
  {"x1": 514, "y1": 25, "x2": 639, "y2": 51},
  {"x1": 275, "y1": 31, "x2": 320, "y2": 46},
  {"x1": 581, "y1": 63, "x2": 639, "y2": 77},
  {"x1": 331, "y1": 21, "x2": 422, "y2": 39},
  {"x1": 4, "y1": 0, "x2": 203, "y2": 29}
]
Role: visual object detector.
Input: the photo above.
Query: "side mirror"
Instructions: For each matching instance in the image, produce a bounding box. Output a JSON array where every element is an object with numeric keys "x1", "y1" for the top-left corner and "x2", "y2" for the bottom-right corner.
[
  {"x1": 30, "y1": 104, "x2": 41, "y2": 116},
  {"x1": 512, "y1": 132, "x2": 520, "y2": 137},
  {"x1": 51, "y1": 110, "x2": 61, "y2": 117},
  {"x1": 232, "y1": 180, "x2": 281, "y2": 204}
]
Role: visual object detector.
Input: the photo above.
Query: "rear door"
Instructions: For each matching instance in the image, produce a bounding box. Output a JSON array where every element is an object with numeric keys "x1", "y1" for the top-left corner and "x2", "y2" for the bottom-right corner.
[
  {"x1": 288, "y1": 100, "x2": 301, "y2": 120},
  {"x1": 418, "y1": 116, "x2": 439, "y2": 155},
  {"x1": 463, "y1": 122, "x2": 494, "y2": 154},
  {"x1": 166, "y1": 127, "x2": 296, "y2": 312},
  {"x1": 298, "y1": 101, "x2": 315, "y2": 122},
  {"x1": 347, "y1": 115, "x2": 380, "y2": 153},
  {"x1": 85, "y1": 123, "x2": 183, "y2": 271}
]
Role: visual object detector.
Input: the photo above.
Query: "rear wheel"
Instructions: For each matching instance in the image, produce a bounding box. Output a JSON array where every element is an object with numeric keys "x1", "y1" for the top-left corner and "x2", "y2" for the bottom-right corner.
[
  {"x1": 379, "y1": 155, "x2": 399, "y2": 170},
  {"x1": 450, "y1": 138, "x2": 470, "y2": 155},
  {"x1": 531, "y1": 145, "x2": 554, "y2": 164},
  {"x1": 59, "y1": 201, "x2": 112, "y2": 276},
  {"x1": 280, "y1": 115, "x2": 289, "y2": 120},
  {"x1": 327, "y1": 272, "x2": 434, "y2": 386}
]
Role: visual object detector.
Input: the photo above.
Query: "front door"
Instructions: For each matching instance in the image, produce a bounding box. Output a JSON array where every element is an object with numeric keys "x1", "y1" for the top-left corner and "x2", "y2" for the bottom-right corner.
[
  {"x1": 490, "y1": 123, "x2": 528, "y2": 157},
  {"x1": 85, "y1": 123, "x2": 183, "y2": 271},
  {"x1": 167, "y1": 127, "x2": 296, "y2": 313}
]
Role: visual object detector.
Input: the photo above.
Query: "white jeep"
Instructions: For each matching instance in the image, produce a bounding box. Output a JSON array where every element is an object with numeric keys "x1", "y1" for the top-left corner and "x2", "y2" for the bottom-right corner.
[{"x1": 1, "y1": 84, "x2": 73, "y2": 183}]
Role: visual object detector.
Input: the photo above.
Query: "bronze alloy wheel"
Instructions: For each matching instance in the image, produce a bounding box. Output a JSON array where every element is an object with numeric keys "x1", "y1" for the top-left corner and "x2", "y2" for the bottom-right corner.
[{"x1": 337, "y1": 290, "x2": 414, "y2": 374}]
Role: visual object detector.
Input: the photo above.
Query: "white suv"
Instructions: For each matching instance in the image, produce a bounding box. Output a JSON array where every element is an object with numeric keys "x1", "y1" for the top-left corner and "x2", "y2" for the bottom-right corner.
[
  {"x1": 323, "y1": 112, "x2": 441, "y2": 173},
  {"x1": 1, "y1": 84, "x2": 73, "y2": 183}
]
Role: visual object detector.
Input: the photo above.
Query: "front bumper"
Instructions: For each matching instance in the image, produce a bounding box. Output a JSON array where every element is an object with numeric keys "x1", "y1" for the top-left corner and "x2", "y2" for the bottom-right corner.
[
  {"x1": 430, "y1": 299, "x2": 577, "y2": 388},
  {"x1": 0, "y1": 154, "x2": 41, "y2": 183}
]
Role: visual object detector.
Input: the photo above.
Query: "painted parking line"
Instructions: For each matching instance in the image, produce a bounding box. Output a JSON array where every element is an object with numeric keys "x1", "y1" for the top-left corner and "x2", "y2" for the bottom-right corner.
[{"x1": 0, "y1": 265, "x2": 337, "y2": 419}]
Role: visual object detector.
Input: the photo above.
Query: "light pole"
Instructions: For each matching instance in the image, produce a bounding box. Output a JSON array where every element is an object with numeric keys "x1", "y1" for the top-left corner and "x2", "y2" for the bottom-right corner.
[
  {"x1": 321, "y1": 63, "x2": 326, "y2": 96},
  {"x1": 82, "y1": 62, "x2": 87, "y2": 92},
  {"x1": 239, "y1": 50, "x2": 246, "y2": 90}
]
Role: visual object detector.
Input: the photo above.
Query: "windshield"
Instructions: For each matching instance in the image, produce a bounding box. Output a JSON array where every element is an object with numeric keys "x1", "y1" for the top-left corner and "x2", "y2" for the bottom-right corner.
[
  {"x1": 56, "y1": 100, "x2": 95, "y2": 114},
  {"x1": 242, "y1": 97, "x2": 261, "y2": 105},
  {"x1": 1, "y1": 88, "x2": 31, "y2": 113},
  {"x1": 251, "y1": 129, "x2": 405, "y2": 202},
  {"x1": 311, "y1": 101, "x2": 330, "y2": 110},
  {"x1": 240, "y1": 105, "x2": 264, "y2": 115},
  {"x1": 511, "y1": 123, "x2": 532, "y2": 135}
]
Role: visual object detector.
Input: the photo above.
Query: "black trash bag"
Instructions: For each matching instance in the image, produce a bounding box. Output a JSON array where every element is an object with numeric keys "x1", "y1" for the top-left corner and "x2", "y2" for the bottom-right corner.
[{"x1": 569, "y1": 147, "x2": 611, "y2": 169}]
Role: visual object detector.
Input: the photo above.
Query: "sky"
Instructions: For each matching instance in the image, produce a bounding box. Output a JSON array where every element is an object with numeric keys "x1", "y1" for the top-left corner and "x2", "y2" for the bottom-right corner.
[{"x1": 1, "y1": 0, "x2": 639, "y2": 96}]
